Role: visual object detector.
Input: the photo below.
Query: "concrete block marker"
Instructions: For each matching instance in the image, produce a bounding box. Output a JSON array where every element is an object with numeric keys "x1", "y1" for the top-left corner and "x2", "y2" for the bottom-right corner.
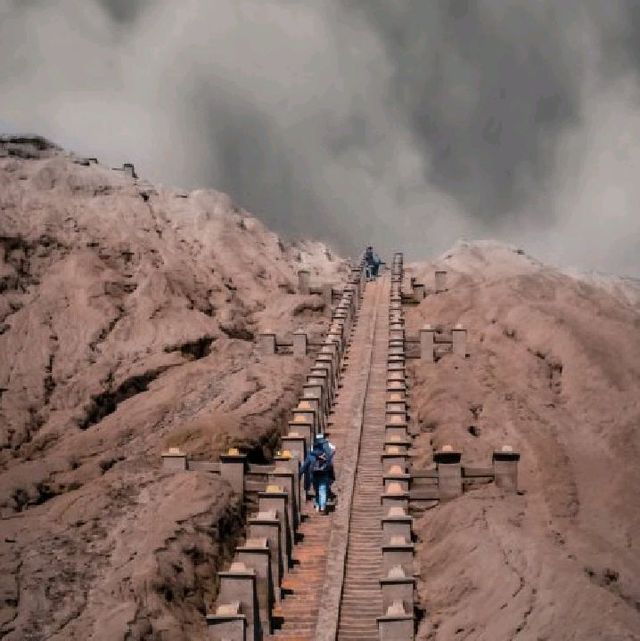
[
  {"x1": 382, "y1": 535, "x2": 415, "y2": 577},
  {"x1": 452, "y1": 323, "x2": 467, "y2": 358},
  {"x1": 122, "y1": 162, "x2": 137, "y2": 179},
  {"x1": 304, "y1": 382, "x2": 328, "y2": 414},
  {"x1": 212, "y1": 562, "x2": 261, "y2": 641},
  {"x1": 382, "y1": 507, "x2": 413, "y2": 544},
  {"x1": 420, "y1": 325, "x2": 435, "y2": 363},
  {"x1": 381, "y1": 482, "x2": 410, "y2": 511},
  {"x1": 381, "y1": 446, "x2": 410, "y2": 474},
  {"x1": 220, "y1": 449, "x2": 247, "y2": 500},
  {"x1": 492, "y1": 445, "x2": 521, "y2": 492},
  {"x1": 380, "y1": 564, "x2": 416, "y2": 612},
  {"x1": 258, "y1": 332, "x2": 276, "y2": 355},
  {"x1": 322, "y1": 283, "x2": 333, "y2": 315},
  {"x1": 236, "y1": 538, "x2": 274, "y2": 635},
  {"x1": 287, "y1": 419, "x2": 313, "y2": 449},
  {"x1": 248, "y1": 511, "x2": 283, "y2": 600},
  {"x1": 385, "y1": 423, "x2": 409, "y2": 442},
  {"x1": 205, "y1": 601, "x2": 246, "y2": 641},
  {"x1": 377, "y1": 600, "x2": 415, "y2": 641},
  {"x1": 293, "y1": 330, "x2": 308, "y2": 357},
  {"x1": 258, "y1": 487, "x2": 292, "y2": 571},
  {"x1": 434, "y1": 445, "x2": 463, "y2": 501},
  {"x1": 383, "y1": 464, "x2": 411, "y2": 492},
  {"x1": 268, "y1": 467, "x2": 298, "y2": 533},
  {"x1": 161, "y1": 447, "x2": 187, "y2": 471},
  {"x1": 387, "y1": 379, "x2": 407, "y2": 393},
  {"x1": 297, "y1": 269, "x2": 311, "y2": 295}
]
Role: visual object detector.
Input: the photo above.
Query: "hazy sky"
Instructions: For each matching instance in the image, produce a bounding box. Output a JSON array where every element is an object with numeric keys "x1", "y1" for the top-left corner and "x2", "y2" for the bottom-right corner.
[{"x1": 1, "y1": 0, "x2": 640, "y2": 275}]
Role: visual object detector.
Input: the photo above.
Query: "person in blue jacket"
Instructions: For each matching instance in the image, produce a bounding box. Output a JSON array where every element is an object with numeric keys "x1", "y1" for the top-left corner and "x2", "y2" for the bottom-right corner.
[
  {"x1": 364, "y1": 246, "x2": 381, "y2": 279},
  {"x1": 300, "y1": 435, "x2": 335, "y2": 513}
]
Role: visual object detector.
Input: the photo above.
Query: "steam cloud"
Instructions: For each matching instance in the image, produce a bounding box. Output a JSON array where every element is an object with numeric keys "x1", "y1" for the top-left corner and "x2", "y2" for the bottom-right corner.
[{"x1": 1, "y1": 0, "x2": 640, "y2": 275}]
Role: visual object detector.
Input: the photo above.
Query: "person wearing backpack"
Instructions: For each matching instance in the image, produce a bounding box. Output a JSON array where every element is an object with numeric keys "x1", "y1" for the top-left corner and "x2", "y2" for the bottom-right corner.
[{"x1": 300, "y1": 437, "x2": 334, "y2": 513}]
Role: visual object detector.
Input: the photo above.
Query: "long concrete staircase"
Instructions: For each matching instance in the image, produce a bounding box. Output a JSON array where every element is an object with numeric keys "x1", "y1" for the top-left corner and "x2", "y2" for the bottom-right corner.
[
  {"x1": 269, "y1": 277, "x2": 388, "y2": 640},
  {"x1": 169, "y1": 251, "x2": 521, "y2": 641}
]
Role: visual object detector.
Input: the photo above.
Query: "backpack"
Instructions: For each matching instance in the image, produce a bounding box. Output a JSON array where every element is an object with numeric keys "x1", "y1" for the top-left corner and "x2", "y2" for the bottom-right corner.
[{"x1": 311, "y1": 452, "x2": 329, "y2": 473}]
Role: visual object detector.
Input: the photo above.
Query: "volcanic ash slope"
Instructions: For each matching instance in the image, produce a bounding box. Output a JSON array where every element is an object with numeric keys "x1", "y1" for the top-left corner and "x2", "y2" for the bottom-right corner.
[
  {"x1": 0, "y1": 136, "x2": 346, "y2": 641},
  {"x1": 406, "y1": 240, "x2": 640, "y2": 641}
]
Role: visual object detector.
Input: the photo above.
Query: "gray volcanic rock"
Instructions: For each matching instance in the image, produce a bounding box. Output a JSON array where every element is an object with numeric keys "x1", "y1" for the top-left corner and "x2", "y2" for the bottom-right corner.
[
  {"x1": 406, "y1": 241, "x2": 640, "y2": 640},
  {"x1": 0, "y1": 137, "x2": 346, "y2": 640}
]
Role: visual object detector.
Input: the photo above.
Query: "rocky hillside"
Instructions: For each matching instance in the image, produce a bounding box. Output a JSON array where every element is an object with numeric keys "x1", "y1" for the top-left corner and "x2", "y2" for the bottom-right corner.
[
  {"x1": 406, "y1": 241, "x2": 640, "y2": 640},
  {"x1": 0, "y1": 136, "x2": 346, "y2": 640}
]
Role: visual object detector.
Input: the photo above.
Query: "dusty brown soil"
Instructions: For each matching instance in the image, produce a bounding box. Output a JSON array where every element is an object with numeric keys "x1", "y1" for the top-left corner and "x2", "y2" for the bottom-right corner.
[
  {"x1": 406, "y1": 241, "x2": 640, "y2": 640},
  {"x1": 0, "y1": 136, "x2": 346, "y2": 640},
  {"x1": 2, "y1": 136, "x2": 639, "y2": 641}
]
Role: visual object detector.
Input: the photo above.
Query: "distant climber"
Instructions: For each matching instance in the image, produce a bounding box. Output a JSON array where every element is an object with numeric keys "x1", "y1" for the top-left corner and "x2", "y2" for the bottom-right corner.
[
  {"x1": 300, "y1": 434, "x2": 335, "y2": 514},
  {"x1": 364, "y1": 246, "x2": 381, "y2": 279}
]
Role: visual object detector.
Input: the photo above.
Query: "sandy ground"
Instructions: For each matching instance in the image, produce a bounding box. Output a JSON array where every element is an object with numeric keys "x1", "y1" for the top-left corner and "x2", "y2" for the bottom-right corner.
[
  {"x1": 0, "y1": 136, "x2": 346, "y2": 640},
  {"x1": 406, "y1": 241, "x2": 640, "y2": 641}
]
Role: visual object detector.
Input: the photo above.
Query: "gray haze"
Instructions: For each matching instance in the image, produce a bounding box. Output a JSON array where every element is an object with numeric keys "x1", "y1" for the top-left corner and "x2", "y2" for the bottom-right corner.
[{"x1": 1, "y1": 0, "x2": 640, "y2": 275}]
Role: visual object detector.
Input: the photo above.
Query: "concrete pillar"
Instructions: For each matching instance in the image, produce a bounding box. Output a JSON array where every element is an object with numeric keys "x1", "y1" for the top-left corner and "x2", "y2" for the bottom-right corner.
[
  {"x1": 309, "y1": 368, "x2": 331, "y2": 404},
  {"x1": 293, "y1": 331, "x2": 308, "y2": 357},
  {"x1": 269, "y1": 467, "x2": 298, "y2": 535},
  {"x1": 304, "y1": 383, "x2": 327, "y2": 415},
  {"x1": 420, "y1": 325, "x2": 435, "y2": 363},
  {"x1": 381, "y1": 507, "x2": 413, "y2": 544},
  {"x1": 280, "y1": 436, "x2": 307, "y2": 508},
  {"x1": 236, "y1": 538, "x2": 274, "y2": 635},
  {"x1": 382, "y1": 536, "x2": 414, "y2": 576},
  {"x1": 205, "y1": 602, "x2": 246, "y2": 641},
  {"x1": 301, "y1": 392, "x2": 325, "y2": 434},
  {"x1": 291, "y1": 402, "x2": 319, "y2": 438},
  {"x1": 386, "y1": 399, "x2": 407, "y2": 415},
  {"x1": 258, "y1": 488, "x2": 291, "y2": 569},
  {"x1": 385, "y1": 424, "x2": 409, "y2": 443},
  {"x1": 215, "y1": 562, "x2": 260, "y2": 641},
  {"x1": 383, "y1": 465, "x2": 410, "y2": 492},
  {"x1": 220, "y1": 449, "x2": 247, "y2": 499},
  {"x1": 322, "y1": 284, "x2": 333, "y2": 315},
  {"x1": 258, "y1": 332, "x2": 276, "y2": 355},
  {"x1": 384, "y1": 434, "x2": 411, "y2": 452},
  {"x1": 492, "y1": 446, "x2": 520, "y2": 492},
  {"x1": 377, "y1": 602, "x2": 415, "y2": 641},
  {"x1": 452, "y1": 324, "x2": 467, "y2": 358},
  {"x1": 307, "y1": 375, "x2": 331, "y2": 407},
  {"x1": 248, "y1": 511, "x2": 283, "y2": 599},
  {"x1": 380, "y1": 565, "x2": 416, "y2": 613},
  {"x1": 297, "y1": 269, "x2": 310, "y2": 295},
  {"x1": 287, "y1": 419, "x2": 313, "y2": 450},
  {"x1": 435, "y1": 269, "x2": 447, "y2": 293},
  {"x1": 387, "y1": 363, "x2": 405, "y2": 375},
  {"x1": 381, "y1": 482, "x2": 409, "y2": 512},
  {"x1": 161, "y1": 447, "x2": 188, "y2": 471},
  {"x1": 122, "y1": 162, "x2": 137, "y2": 179},
  {"x1": 316, "y1": 355, "x2": 336, "y2": 392},
  {"x1": 281, "y1": 434, "x2": 307, "y2": 470},
  {"x1": 387, "y1": 380, "x2": 407, "y2": 393},
  {"x1": 381, "y1": 447, "x2": 409, "y2": 474},
  {"x1": 434, "y1": 445, "x2": 462, "y2": 501}
]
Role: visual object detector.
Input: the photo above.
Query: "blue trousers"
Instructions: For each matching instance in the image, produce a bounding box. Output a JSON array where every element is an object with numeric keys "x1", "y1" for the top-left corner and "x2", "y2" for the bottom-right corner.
[{"x1": 312, "y1": 473, "x2": 330, "y2": 510}]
